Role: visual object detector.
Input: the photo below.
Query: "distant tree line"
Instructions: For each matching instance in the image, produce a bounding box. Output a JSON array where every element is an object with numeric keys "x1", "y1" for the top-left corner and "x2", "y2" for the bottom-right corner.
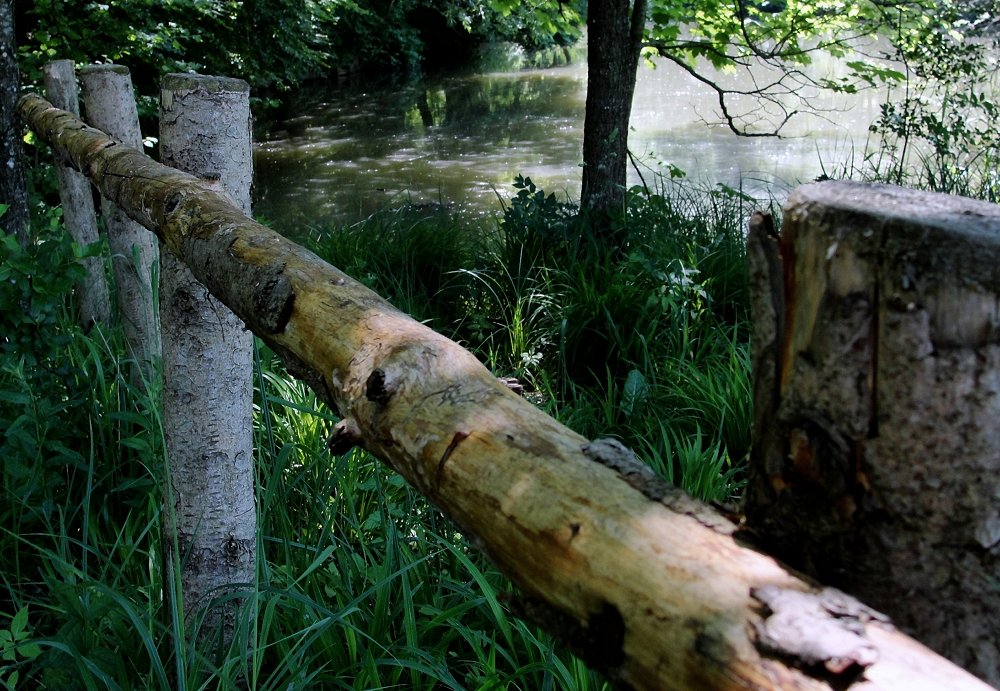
[
  {"x1": 14, "y1": 0, "x2": 584, "y2": 97},
  {"x1": 11, "y1": 0, "x2": 995, "y2": 229}
]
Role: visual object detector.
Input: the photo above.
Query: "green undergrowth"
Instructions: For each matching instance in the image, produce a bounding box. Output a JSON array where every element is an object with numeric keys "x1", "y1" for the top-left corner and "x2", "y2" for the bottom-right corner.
[
  {"x1": 0, "y1": 175, "x2": 757, "y2": 688},
  {"x1": 307, "y1": 175, "x2": 757, "y2": 501}
]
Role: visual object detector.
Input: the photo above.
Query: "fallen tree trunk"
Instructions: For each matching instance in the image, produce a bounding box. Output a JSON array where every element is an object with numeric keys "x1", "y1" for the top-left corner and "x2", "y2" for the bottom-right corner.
[{"x1": 16, "y1": 93, "x2": 992, "y2": 691}]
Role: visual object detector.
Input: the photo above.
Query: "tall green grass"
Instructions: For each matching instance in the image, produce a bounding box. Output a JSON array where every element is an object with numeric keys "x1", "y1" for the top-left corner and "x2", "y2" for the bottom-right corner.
[
  {"x1": 0, "y1": 172, "x2": 756, "y2": 688},
  {"x1": 0, "y1": 204, "x2": 616, "y2": 688},
  {"x1": 305, "y1": 175, "x2": 755, "y2": 502}
]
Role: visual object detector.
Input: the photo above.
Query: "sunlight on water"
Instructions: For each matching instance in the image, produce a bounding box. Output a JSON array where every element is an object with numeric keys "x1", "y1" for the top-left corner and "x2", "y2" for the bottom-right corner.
[{"x1": 253, "y1": 52, "x2": 883, "y2": 233}]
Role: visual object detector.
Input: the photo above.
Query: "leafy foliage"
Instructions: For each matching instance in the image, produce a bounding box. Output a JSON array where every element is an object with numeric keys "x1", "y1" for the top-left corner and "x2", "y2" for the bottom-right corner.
[
  {"x1": 17, "y1": 0, "x2": 585, "y2": 99},
  {"x1": 0, "y1": 208, "x2": 84, "y2": 369},
  {"x1": 441, "y1": 0, "x2": 582, "y2": 50},
  {"x1": 859, "y1": 8, "x2": 1000, "y2": 200},
  {"x1": 640, "y1": 0, "x2": 973, "y2": 136},
  {"x1": 0, "y1": 607, "x2": 43, "y2": 689},
  {"x1": 19, "y1": 0, "x2": 333, "y2": 93}
]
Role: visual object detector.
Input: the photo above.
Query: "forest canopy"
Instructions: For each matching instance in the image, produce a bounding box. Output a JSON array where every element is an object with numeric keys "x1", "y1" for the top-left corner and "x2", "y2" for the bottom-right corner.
[{"x1": 15, "y1": 0, "x2": 584, "y2": 94}]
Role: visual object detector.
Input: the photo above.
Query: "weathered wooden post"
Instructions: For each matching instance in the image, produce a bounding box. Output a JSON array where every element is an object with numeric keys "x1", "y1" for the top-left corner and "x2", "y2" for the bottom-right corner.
[
  {"x1": 78, "y1": 65, "x2": 161, "y2": 383},
  {"x1": 158, "y1": 74, "x2": 256, "y2": 641},
  {"x1": 43, "y1": 60, "x2": 112, "y2": 328},
  {"x1": 746, "y1": 181, "x2": 1000, "y2": 686}
]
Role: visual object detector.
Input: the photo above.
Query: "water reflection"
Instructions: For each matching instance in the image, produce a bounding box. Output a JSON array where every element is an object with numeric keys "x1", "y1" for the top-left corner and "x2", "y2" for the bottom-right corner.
[{"x1": 253, "y1": 57, "x2": 881, "y2": 232}]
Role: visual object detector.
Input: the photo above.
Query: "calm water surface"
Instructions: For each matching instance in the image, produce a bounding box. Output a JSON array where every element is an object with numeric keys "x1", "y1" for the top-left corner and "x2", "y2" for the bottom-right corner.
[{"x1": 253, "y1": 56, "x2": 884, "y2": 232}]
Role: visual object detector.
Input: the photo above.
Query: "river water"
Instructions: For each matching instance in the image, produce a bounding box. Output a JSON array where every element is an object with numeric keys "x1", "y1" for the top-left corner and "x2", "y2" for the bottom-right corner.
[{"x1": 252, "y1": 50, "x2": 885, "y2": 232}]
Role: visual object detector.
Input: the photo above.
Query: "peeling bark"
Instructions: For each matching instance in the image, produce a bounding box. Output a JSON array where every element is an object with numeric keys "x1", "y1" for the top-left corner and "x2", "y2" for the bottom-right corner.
[
  {"x1": 18, "y1": 95, "x2": 993, "y2": 691},
  {"x1": 746, "y1": 181, "x2": 1000, "y2": 686}
]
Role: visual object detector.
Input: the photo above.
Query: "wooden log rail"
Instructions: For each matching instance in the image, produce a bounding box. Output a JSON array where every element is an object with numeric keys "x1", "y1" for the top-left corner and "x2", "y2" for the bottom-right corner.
[{"x1": 16, "y1": 93, "x2": 992, "y2": 691}]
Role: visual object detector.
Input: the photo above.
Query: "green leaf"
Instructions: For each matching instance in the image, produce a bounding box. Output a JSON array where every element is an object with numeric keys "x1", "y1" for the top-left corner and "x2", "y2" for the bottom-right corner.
[
  {"x1": 0, "y1": 633, "x2": 14, "y2": 662},
  {"x1": 621, "y1": 369, "x2": 649, "y2": 418},
  {"x1": 18, "y1": 641, "x2": 42, "y2": 659},
  {"x1": 9, "y1": 607, "x2": 28, "y2": 640}
]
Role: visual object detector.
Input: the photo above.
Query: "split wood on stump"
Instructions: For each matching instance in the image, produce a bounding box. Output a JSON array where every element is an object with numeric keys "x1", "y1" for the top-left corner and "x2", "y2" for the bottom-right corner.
[
  {"x1": 78, "y1": 64, "x2": 161, "y2": 385},
  {"x1": 159, "y1": 74, "x2": 256, "y2": 642},
  {"x1": 43, "y1": 59, "x2": 112, "y2": 328},
  {"x1": 746, "y1": 181, "x2": 1000, "y2": 687},
  {"x1": 17, "y1": 93, "x2": 994, "y2": 691}
]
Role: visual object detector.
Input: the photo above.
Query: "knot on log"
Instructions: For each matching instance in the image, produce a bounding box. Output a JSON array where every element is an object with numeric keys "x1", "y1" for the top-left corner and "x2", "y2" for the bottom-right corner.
[
  {"x1": 328, "y1": 418, "x2": 363, "y2": 456},
  {"x1": 248, "y1": 263, "x2": 294, "y2": 334},
  {"x1": 365, "y1": 368, "x2": 395, "y2": 405},
  {"x1": 752, "y1": 585, "x2": 889, "y2": 677}
]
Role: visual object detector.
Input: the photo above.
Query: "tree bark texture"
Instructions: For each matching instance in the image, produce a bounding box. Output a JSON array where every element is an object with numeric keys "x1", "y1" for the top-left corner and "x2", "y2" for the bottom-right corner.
[
  {"x1": 746, "y1": 181, "x2": 1000, "y2": 686},
  {"x1": 0, "y1": 0, "x2": 29, "y2": 245},
  {"x1": 159, "y1": 74, "x2": 256, "y2": 638},
  {"x1": 78, "y1": 65, "x2": 161, "y2": 383},
  {"x1": 43, "y1": 60, "x2": 112, "y2": 328},
  {"x1": 17, "y1": 94, "x2": 994, "y2": 691},
  {"x1": 581, "y1": 0, "x2": 646, "y2": 216}
]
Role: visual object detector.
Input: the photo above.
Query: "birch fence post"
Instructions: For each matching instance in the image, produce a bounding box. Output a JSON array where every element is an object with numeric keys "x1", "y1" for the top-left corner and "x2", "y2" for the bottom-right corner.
[
  {"x1": 745, "y1": 181, "x2": 1000, "y2": 686},
  {"x1": 78, "y1": 64, "x2": 161, "y2": 384},
  {"x1": 158, "y1": 73, "x2": 256, "y2": 642},
  {"x1": 43, "y1": 60, "x2": 112, "y2": 328}
]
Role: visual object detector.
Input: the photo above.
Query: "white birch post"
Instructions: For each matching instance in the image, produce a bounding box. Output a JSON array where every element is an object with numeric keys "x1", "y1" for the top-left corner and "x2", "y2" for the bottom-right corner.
[
  {"x1": 43, "y1": 60, "x2": 112, "y2": 328},
  {"x1": 78, "y1": 65, "x2": 161, "y2": 383},
  {"x1": 158, "y1": 73, "x2": 256, "y2": 640}
]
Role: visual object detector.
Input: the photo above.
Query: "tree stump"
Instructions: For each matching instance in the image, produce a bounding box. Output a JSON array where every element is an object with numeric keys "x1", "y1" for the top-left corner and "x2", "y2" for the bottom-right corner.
[{"x1": 746, "y1": 181, "x2": 1000, "y2": 685}]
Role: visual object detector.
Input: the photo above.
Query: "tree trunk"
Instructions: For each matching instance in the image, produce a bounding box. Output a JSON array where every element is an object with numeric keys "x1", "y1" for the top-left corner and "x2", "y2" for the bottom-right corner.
[
  {"x1": 78, "y1": 64, "x2": 161, "y2": 385},
  {"x1": 18, "y1": 94, "x2": 994, "y2": 691},
  {"x1": 580, "y1": 0, "x2": 645, "y2": 218},
  {"x1": 0, "y1": 0, "x2": 29, "y2": 245},
  {"x1": 746, "y1": 181, "x2": 1000, "y2": 687},
  {"x1": 158, "y1": 73, "x2": 256, "y2": 641},
  {"x1": 43, "y1": 59, "x2": 112, "y2": 328}
]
